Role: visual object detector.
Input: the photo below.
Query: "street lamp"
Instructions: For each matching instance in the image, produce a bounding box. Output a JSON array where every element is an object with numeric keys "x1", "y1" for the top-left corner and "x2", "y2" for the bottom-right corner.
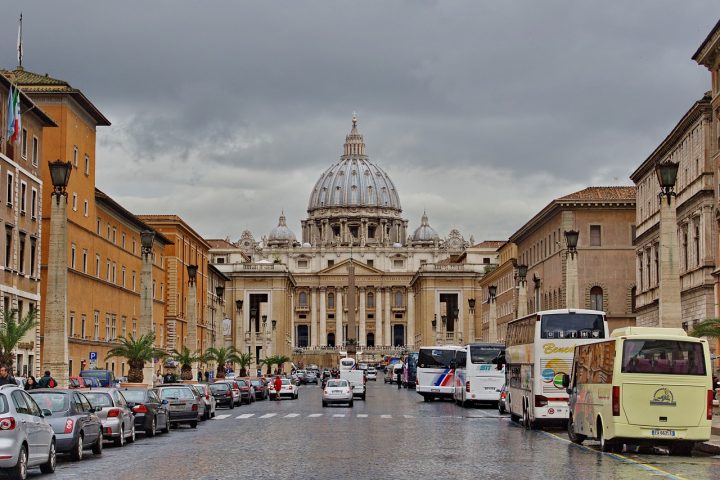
[
  {"x1": 140, "y1": 230, "x2": 155, "y2": 256},
  {"x1": 468, "y1": 298, "x2": 476, "y2": 313},
  {"x1": 262, "y1": 314, "x2": 268, "y2": 326},
  {"x1": 517, "y1": 264, "x2": 528, "y2": 282},
  {"x1": 564, "y1": 230, "x2": 579, "y2": 258},
  {"x1": 48, "y1": 159, "x2": 72, "y2": 203},
  {"x1": 431, "y1": 314, "x2": 437, "y2": 328},
  {"x1": 655, "y1": 159, "x2": 679, "y2": 205},
  {"x1": 236, "y1": 299, "x2": 243, "y2": 312},
  {"x1": 272, "y1": 319, "x2": 277, "y2": 330},
  {"x1": 215, "y1": 285, "x2": 225, "y2": 300},
  {"x1": 187, "y1": 264, "x2": 198, "y2": 284},
  {"x1": 488, "y1": 285, "x2": 497, "y2": 300}
]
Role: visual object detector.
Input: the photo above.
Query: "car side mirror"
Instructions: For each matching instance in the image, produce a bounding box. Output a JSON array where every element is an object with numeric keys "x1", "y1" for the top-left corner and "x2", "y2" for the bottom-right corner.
[
  {"x1": 88, "y1": 407, "x2": 96, "y2": 413},
  {"x1": 561, "y1": 374, "x2": 570, "y2": 389},
  {"x1": 126, "y1": 402, "x2": 135, "y2": 409},
  {"x1": 566, "y1": 387, "x2": 573, "y2": 395},
  {"x1": 161, "y1": 399, "x2": 169, "y2": 405},
  {"x1": 41, "y1": 409, "x2": 52, "y2": 417}
]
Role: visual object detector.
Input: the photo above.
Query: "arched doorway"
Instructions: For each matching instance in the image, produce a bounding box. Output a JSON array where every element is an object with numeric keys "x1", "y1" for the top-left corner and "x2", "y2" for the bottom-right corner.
[
  {"x1": 327, "y1": 332, "x2": 336, "y2": 347},
  {"x1": 296, "y1": 325, "x2": 309, "y2": 347},
  {"x1": 366, "y1": 332, "x2": 375, "y2": 347}
]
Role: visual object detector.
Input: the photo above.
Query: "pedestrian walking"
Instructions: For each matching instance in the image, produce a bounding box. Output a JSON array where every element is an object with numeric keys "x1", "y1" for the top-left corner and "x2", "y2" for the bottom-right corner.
[
  {"x1": 38, "y1": 370, "x2": 57, "y2": 388},
  {"x1": 24, "y1": 375, "x2": 38, "y2": 390},
  {"x1": 204, "y1": 370, "x2": 210, "y2": 382},
  {"x1": 273, "y1": 375, "x2": 282, "y2": 401},
  {"x1": 396, "y1": 367, "x2": 402, "y2": 389},
  {"x1": 0, "y1": 366, "x2": 16, "y2": 386},
  {"x1": 197, "y1": 370, "x2": 203, "y2": 382}
]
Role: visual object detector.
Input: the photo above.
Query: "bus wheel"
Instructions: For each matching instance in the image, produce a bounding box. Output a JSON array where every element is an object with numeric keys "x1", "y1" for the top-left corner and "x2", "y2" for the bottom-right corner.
[
  {"x1": 567, "y1": 415, "x2": 585, "y2": 445},
  {"x1": 522, "y1": 406, "x2": 534, "y2": 430},
  {"x1": 598, "y1": 420, "x2": 620, "y2": 453},
  {"x1": 668, "y1": 441, "x2": 694, "y2": 456},
  {"x1": 423, "y1": 395, "x2": 431, "y2": 402}
]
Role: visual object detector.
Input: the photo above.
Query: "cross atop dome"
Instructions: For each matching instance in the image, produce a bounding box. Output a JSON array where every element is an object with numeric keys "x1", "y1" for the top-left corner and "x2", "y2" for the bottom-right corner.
[{"x1": 344, "y1": 113, "x2": 366, "y2": 156}]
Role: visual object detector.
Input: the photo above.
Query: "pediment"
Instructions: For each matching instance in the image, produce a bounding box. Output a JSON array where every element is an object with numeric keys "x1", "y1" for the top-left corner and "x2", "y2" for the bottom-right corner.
[{"x1": 319, "y1": 258, "x2": 383, "y2": 275}]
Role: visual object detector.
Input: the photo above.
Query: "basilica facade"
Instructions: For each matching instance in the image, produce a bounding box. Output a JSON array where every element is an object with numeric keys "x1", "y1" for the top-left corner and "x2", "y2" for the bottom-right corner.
[{"x1": 209, "y1": 117, "x2": 499, "y2": 367}]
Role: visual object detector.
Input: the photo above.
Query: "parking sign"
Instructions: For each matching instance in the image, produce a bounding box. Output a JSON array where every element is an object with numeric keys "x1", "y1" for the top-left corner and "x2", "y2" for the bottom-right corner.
[{"x1": 89, "y1": 352, "x2": 97, "y2": 361}]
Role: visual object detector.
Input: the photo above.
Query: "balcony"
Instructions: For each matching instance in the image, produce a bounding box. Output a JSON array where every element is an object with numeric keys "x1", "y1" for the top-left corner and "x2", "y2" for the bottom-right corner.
[{"x1": 295, "y1": 305, "x2": 310, "y2": 313}]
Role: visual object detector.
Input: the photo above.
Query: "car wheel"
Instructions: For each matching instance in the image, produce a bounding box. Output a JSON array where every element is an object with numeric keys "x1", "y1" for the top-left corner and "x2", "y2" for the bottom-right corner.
[
  {"x1": 70, "y1": 434, "x2": 84, "y2": 461},
  {"x1": 114, "y1": 426, "x2": 125, "y2": 447},
  {"x1": 294, "y1": 393, "x2": 299, "y2": 400},
  {"x1": 92, "y1": 430, "x2": 103, "y2": 454},
  {"x1": 190, "y1": 421, "x2": 198, "y2": 429},
  {"x1": 322, "y1": 401, "x2": 327, "y2": 407},
  {"x1": 147, "y1": 416, "x2": 157, "y2": 437},
  {"x1": 567, "y1": 415, "x2": 585, "y2": 445},
  {"x1": 349, "y1": 400, "x2": 354, "y2": 407},
  {"x1": 7, "y1": 444, "x2": 27, "y2": 480},
  {"x1": 423, "y1": 395, "x2": 430, "y2": 402},
  {"x1": 161, "y1": 417, "x2": 170, "y2": 434},
  {"x1": 39, "y1": 440, "x2": 56, "y2": 474},
  {"x1": 127, "y1": 425, "x2": 136, "y2": 443},
  {"x1": 230, "y1": 401, "x2": 235, "y2": 409}
]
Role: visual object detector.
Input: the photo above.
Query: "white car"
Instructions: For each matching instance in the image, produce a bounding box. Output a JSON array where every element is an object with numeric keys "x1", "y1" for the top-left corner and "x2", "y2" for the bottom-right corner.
[
  {"x1": 366, "y1": 367, "x2": 377, "y2": 381},
  {"x1": 322, "y1": 379, "x2": 353, "y2": 407},
  {"x1": 268, "y1": 378, "x2": 298, "y2": 400}
]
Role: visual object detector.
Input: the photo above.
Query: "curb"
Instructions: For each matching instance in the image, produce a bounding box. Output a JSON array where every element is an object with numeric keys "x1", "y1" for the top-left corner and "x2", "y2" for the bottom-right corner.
[
  {"x1": 712, "y1": 426, "x2": 720, "y2": 436},
  {"x1": 696, "y1": 441, "x2": 720, "y2": 455}
]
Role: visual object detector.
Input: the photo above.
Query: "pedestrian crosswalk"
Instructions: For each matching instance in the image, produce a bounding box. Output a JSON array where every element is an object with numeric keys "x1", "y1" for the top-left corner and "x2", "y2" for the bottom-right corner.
[{"x1": 210, "y1": 411, "x2": 505, "y2": 421}]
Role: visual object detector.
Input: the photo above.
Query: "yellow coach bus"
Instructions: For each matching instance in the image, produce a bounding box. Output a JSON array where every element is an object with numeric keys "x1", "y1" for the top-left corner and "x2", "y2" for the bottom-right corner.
[{"x1": 563, "y1": 327, "x2": 713, "y2": 455}]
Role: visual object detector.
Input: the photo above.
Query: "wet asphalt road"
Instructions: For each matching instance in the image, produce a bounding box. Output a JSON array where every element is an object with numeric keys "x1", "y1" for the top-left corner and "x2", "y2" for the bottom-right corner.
[{"x1": 30, "y1": 380, "x2": 720, "y2": 480}]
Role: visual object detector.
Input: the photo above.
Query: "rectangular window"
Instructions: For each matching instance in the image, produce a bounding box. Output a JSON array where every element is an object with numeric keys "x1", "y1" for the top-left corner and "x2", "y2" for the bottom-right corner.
[
  {"x1": 105, "y1": 315, "x2": 111, "y2": 340},
  {"x1": 83, "y1": 200, "x2": 88, "y2": 217},
  {"x1": 72, "y1": 193, "x2": 78, "y2": 211},
  {"x1": 30, "y1": 188, "x2": 37, "y2": 219},
  {"x1": 71, "y1": 244, "x2": 76, "y2": 269},
  {"x1": 132, "y1": 239, "x2": 136, "y2": 254},
  {"x1": 6, "y1": 172, "x2": 13, "y2": 205},
  {"x1": 95, "y1": 255, "x2": 101, "y2": 277},
  {"x1": 112, "y1": 227, "x2": 116, "y2": 243},
  {"x1": 73, "y1": 146, "x2": 78, "y2": 167},
  {"x1": 96, "y1": 218, "x2": 101, "y2": 235},
  {"x1": 121, "y1": 316, "x2": 127, "y2": 338},
  {"x1": 21, "y1": 129, "x2": 27, "y2": 158},
  {"x1": 393, "y1": 259, "x2": 404, "y2": 268},
  {"x1": 29, "y1": 237, "x2": 36, "y2": 276},
  {"x1": 81, "y1": 315, "x2": 86, "y2": 339},
  {"x1": 5, "y1": 226, "x2": 13, "y2": 267},
  {"x1": 93, "y1": 311, "x2": 100, "y2": 340},
  {"x1": 31, "y1": 137, "x2": 38, "y2": 166},
  {"x1": 132, "y1": 271, "x2": 136, "y2": 291},
  {"x1": 297, "y1": 259, "x2": 308, "y2": 268},
  {"x1": 327, "y1": 260, "x2": 334, "y2": 268},
  {"x1": 18, "y1": 233, "x2": 25, "y2": 274},
  {"x1": 19, "y1": 181, "x2": 26, "y2": 214},
  {"x1": 106, "y1": 259, "x2": 111, "y2": 281},
  {"x1": 84, "y1": 155, "x2": 90, "y2": 176},
  {"x1": 69, "y1": 312, "x2": 75, "y2": 337},
  {"x1": 112, "y1": 262, "x2": 117, "y2": 283},
  {"x1": 132, "y1": 319, "x2": 137, "y2": 338},
  {"x1": 121, "y1": 267, "x2": 126, "y2": 287},
  {"x1": 367, "y1": 259, "x2": 374, "y2": 267},
  {"x1": 82, "y1": 249, "x2": 88, "y2": 273},
  {"x1": 622, "y1": 340, "x2": 706, "y2": 375},
  {"x1": 107, "y1": 225, "x2": 111, "y2": 239},
  {"x1": 121, "y1": 233, "x2": 126, "y2": 249},
  {"x1": 590, "y1": 225, "x2": 601, "y2": 247},
  {"x1": 111, "y1": 315, "x2": 116, "y2": 340}
]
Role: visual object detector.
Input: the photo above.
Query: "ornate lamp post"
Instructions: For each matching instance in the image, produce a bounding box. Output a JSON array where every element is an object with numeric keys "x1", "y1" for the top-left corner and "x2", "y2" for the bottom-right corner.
[
  {"x1": 516, "y1": 264, "x2": 528, "y2": 318},
  {"x1": 262, "y1": 314, "x2": 269, "y2": 361},
  {"x1": 214, "y1": 284, "x2": 224, "y2": 350},
  {"x1": 186, "y1": 264, "x2": 199, "y2": 379},
  {"x1": 564, "y1": 230, "x2": 580, "y2": 308},
  {"x1": 488, "y1": 285, "x2": 498, "y2": 342},
  {"x1": 655, "y1": 160, "x2": 681, "y2": 327},
  {"x1": 250, "y1": 306, "x2": 258, "y2": 373},
  {"x1": 139, "y1": 229, "x2": 155, "y2": 384},
  {"x1": 43, "y1": 160, "x2": 72, "y2": 387},
  {"x1": 468, "y1": 298, "x2": 476, "y2": 343}
]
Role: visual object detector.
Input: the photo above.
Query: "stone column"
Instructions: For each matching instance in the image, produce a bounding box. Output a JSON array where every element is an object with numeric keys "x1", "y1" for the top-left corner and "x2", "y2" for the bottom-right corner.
[
  {"x1": 659, "y1": 195, "x2": 682, "y2": 327},
  {"x1": 384, "y1": 288, "x2": 392, "y2": 347},
  {"x1": 565, "y1": 252, "x2": 579, "y2": 309},
  {"x1": 407, "y1": 289, "x2": 415, "y2": 348},
  {"x1": 250, "y1": 309, "x2": 257, "y2": 372},
  {"x1": 43, "y1": 190, "x2": 70, "y2": 388},
  {"x1": 517, "y1": 278, "x2": 528, "y2": 318},
  {"x1": 468, "y1": 305, "x2": 475, "y2": 343},
  {"x1": 336, "y1": 289, "x2": 344, "y2": 346},
  {"x1": 186, "y1": 265, "x2": 198, "y2": 380},
  {"x1": 489, "y1": 298, "x2": 498, "y2": 343},
  {"x1": 290, "y1": 291, "x2": 295, "y2": 347},
  {"x1": 319, "y1": 288, "x2": 327, "y2": 347},
  {"x1": 359, "y1": 287, "x2": 366, "y2": 347},
  {"x1": 140, "y1": 232, "x2": 155, "y2": 385},
  {"x1": 375, "y1": 287, "x2": 383, "y2": 346},
  {"x1": 311, "y1": 288, "x2": 318, "y2": 347}
]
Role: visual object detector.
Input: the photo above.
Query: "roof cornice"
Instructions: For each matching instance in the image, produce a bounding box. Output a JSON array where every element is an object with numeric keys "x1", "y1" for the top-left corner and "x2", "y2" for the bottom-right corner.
[{"x1": 692, "y1": 19, "x2": 720, "y2": 67}]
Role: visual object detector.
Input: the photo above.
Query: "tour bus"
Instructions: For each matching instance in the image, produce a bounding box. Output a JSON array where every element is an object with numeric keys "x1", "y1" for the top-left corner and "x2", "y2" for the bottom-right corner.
[
  {"x1": 453, "y1": 343, "x2": 505, "y2": 407},
  {"x1": 502, "y1": 309, "x2": 608, "y2": 429},
  {"x1": 563, "y1": 327, "x2": 712, "y2": 455},
  {"x1": 416, "y1": 345, "x2": 462, "y2": 401}
]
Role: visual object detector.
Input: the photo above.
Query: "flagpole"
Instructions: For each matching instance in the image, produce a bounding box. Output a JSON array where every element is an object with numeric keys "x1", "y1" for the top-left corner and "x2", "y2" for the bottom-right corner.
[{"x1": 17, "y1": 13, "x2": 23, "y2": 69}]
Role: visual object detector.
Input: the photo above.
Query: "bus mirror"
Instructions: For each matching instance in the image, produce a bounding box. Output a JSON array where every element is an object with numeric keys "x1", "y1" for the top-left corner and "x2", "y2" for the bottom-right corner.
[
  {"x1": 561, "y1": 374, "x2": 570, "y2": 389},
  {"x1": 449, "y1": 362, "x2": 456, "y2": 370}
]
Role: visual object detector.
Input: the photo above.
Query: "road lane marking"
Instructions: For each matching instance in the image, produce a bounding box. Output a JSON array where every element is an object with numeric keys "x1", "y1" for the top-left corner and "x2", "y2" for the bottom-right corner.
[
  {"x1": 284, "y1": 413, "x2": 300, "y2": 418},
  {"x1": 381, "y1": 415, "x2": 392, "y2": 419},
  {"x1": 403, "y1": 415, "x2": 414, "y2": 419},
  {"x1": 308, "y1": 414, "x2": 323, "y2": 418},
  {"x1": 213, "y1": 414, "x2": 230, "y2": 420},
  {"x1": 259, "y1": 413, "x2": 277, "y2": 419},
  {"x1": 333, "y1": 414, "x2": 345, "y2": 417},
  {"x1": 356, "y1": 414, "x2": 368, "y2": 418},
  {"x1": 541, "y1": 431, "x2": 687, "y2": 480},
  {"x1": 236, "y1": 414, "x2": 255, "y2": 419}
]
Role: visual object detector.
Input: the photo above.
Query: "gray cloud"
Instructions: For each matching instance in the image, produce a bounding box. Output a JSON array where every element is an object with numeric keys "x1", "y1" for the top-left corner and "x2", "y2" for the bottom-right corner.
[{"x1": 2, "y1": 1, "x2": 717, "y2": 241}]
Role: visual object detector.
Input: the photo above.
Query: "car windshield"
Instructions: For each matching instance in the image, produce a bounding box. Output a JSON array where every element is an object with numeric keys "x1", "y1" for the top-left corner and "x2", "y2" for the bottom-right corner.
[
  {"x1": 84, "y1": 392, "x2": 113, "y2": 408},
  {"x1": 160, "y1": 388, "x2": 195, "y2": 400},
  {"x1": 281, "y1": 379, "x2": 291, "y2": 385},
  {"x1": 470, "y1": 346, "x2": 504, "y2": 364},
  {"x1": 29, "y1": 392, "x2": 68, "y2": 413},
  {"x1": 236, "y1": 380, "x2": 247, "y2": 387},
  {"x1": 540, "y1": 313, "x2": 605, "y2": 339},
  {"x1": 120, "y1": 390, "x2": 147, "y2": 403},
  {"x1": 327, "y1": 380, "x2": 348, "y2": 388},
  {"x1": 250, "y1": 380, "x2": 263, "y2": 387},
  {"x1": 418, "y1": 349, "x2": 456, "y2": 369},
  {"x1": 82, "y1": 371, "x2": 111, "y2": 380},
  {"x1": 622, "y1": 340, "x2": 706, "y2": 375},
  {"x1": 209, "y1": 384, "x2": 228, "y2": 392}
]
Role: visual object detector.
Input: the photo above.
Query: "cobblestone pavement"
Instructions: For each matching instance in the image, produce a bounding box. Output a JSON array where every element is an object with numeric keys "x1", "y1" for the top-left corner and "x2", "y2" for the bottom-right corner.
[{"x1": 30, "y1": 381, "x2": 720, "y2": 480}]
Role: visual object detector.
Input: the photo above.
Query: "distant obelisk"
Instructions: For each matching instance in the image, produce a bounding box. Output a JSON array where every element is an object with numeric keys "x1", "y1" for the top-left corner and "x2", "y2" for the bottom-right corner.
[{"x1": 346, "y1": 247, "x2": 357, "y2": 357}]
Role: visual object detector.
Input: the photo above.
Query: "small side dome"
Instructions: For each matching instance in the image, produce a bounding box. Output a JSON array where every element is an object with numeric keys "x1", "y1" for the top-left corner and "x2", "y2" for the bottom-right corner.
[
  {"x1": 412, "y1": 211, "x2": 440, "y2": 243},
  {"x1": 268, "y1": 212, "x2": 296, "y2": 246}
]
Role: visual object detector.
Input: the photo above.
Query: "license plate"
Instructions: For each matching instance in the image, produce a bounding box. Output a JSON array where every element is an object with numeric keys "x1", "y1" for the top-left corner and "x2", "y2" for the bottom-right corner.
[
  {"x1": 651, "y1": 429, "x2": 676, "y2": 437},
  {"x1": 170, "y1": 404, "x2": 185, "y2": 411},
  {"x1": 484, "y1": 387, "x2": 496, "y2": 390},
  {"x1": 431, "y1": 388, "x2": 440, "y2": 393}
]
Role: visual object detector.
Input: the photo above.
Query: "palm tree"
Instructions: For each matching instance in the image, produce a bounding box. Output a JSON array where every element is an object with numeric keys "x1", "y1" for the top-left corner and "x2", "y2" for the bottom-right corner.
[
  {"x1": 690, "y1": 319, "x2": 720, "y2": 338},
  {"x1": 236, "y1": 352, "x2": 254, "y2": 377},
  {"x1": 0, "y1": 308, "x2": 38, "y2": 370},
  {"x1": 274, "y1": 355, "x2": 290, "y2": 374},
  {"x1": 263, "y1": 355, "x2": 291, "y2": 375},
  {"x1": 204, "y1": 346, "x2": 242, "y2": 379},
  {"x1": 106, "y1": 333, "x2": 167, "y2": 383},
  {"x1": 171, "y1": 346, "x2": 201, "y2": 380}
]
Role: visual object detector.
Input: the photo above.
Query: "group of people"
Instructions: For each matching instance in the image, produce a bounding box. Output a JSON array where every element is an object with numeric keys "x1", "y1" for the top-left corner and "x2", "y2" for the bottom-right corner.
[{"x1": 0, "y1": 366, "x2": 57, "y2": 390}]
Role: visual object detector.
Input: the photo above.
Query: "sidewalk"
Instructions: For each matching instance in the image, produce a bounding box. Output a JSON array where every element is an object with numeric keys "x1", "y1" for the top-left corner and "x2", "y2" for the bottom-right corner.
[{"x1": 696, "y1": 403, "x2": 720, "y2": 454}]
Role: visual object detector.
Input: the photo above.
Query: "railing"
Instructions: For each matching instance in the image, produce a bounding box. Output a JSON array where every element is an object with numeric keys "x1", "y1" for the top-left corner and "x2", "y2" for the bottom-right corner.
[
  {"x1": 418, "y1": 263, "x2": 494, "y2": 273},
  {"x1": 292, "y1": 345, "x2": 406, "y2": 355},
  {"x1": 217, "y1": 263, "x2": 289, "y2": 273}
]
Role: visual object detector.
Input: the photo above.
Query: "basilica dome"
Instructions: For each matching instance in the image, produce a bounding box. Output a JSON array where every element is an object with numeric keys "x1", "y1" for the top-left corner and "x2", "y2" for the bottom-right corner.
[
  {"x1": 411, "y1": 211, "x2": 439, "y2": 243},
  {"x1": 267, "y1": 212, "x2": 296, "y2": 245},
  {"x1": 307, "y1": 116, "x2": 401, "y2": 213}
]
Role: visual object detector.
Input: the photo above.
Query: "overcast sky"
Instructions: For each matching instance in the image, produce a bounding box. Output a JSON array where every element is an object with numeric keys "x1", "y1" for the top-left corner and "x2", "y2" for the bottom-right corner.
[{"x1": 2, "y1": 2, "x2": 717, "y2": 243}]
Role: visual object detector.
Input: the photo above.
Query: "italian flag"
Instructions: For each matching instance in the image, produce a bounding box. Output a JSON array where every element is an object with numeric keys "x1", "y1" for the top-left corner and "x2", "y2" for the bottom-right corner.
[{"x1": 6, "y1": 85, "x2": 20, "y2": 144}]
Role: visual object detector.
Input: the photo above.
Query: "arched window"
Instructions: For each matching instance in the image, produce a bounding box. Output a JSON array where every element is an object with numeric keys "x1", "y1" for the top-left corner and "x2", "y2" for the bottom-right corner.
[
  {"x1": 367, "y1": 292, "x2": 375, "y2": 308},
  {"x1": 299, "y1": 291, "x2": 308, "y2": 306},
  {"x1": 394, "y1": 291, "x2": 403, "y2": 307},
  {"x1": 590, "y1": 286, "x2": 603, "y2": 311},
  {"x1": 327, "y1": 293, "x2": 335, "y2": 308}
]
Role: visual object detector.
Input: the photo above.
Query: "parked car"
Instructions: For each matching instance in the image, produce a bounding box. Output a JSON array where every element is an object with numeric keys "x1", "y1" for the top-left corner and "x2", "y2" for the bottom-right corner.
[
  {"x1": 295, "y1": 370, "x2": 308, "y2": 384},
  {"x1": 322, "y1": 379, "x2": 353, "y2": 407},
  {"x1": 209, "y1": 383, "x2": 234, "y2": 409},
  {"x1": 80, "y1": 369, "x2": 116, "y2": 388},
  {"x1": 154, "y1": 385, "x2": 201, "y2": 428},
  {"x1": 269, "y1": 378, "x2": 298, "y2": 400},
  {"x1": 235, "y1": 379, "x2": 254, "y2": 404},
  {"x1": 498, "y1": 385, "x2": 508, "y2": 414},
  {"x1": 366, "y1": 367, "x2": 377, "y2": 381},
  {"x1": 121, "y1": 387, "x2": 171, "y2": 436},
  {"x1": 83, "y1": 388, "x2": 136, "y2": 446},
  {"x1": 305, "y1": 371, "x2": 319, "y2": 385},
  {"x1": 68, "y1": 376, "x2": 101, "y2": 389},
  {"x1": 193, "y1": 384, "x2": 217, "y2": 420},
  {"x1": 215, "y1": 380, "x2": 241, "y2": 406},
  {"x1": 248, "y1": 378, "x2": 268, "y2": 400},
  {"x1": 0, "y1": 385, "x2": 57, "y2": 479},
  {"x1": 29, "y1": 389, "x2": 103, "y2": 461}
]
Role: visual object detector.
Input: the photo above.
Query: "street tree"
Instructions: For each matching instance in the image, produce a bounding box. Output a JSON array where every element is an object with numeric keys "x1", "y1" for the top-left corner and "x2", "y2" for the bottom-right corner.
[
  {"x1": 171, "y1": 346, "x2": 202, "y2": 380},
  {"x1": 690, "y1": 319, "x2": 720, "y2": 338},
  {"x1": 204, "y1": 346, "x2": 242, "y2": 379},
  {"x1": 106, "y1": 333, "x2": 167, "y2": 383},
  {"x1": 236, "y1": 352, "x2": 254, "y2": 377},
  {"x1": 0, "y1": 308, "x2": 37, "y2": 370}
]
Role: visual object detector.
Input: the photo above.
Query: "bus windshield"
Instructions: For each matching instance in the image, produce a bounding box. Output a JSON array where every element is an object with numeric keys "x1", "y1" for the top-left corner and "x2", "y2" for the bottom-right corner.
[
  {"x1": 470, "y1": 346, "x2": 504, "y2": 364},
  {"x1": 622, "y1": 340, "x2": 706, "y2": 376},
  {"x1": 418, "y1": 349, "x2": 455, "y2": 369},
  {"x1": 540, "y1": 313, "x2": 605, "y2": 339}
]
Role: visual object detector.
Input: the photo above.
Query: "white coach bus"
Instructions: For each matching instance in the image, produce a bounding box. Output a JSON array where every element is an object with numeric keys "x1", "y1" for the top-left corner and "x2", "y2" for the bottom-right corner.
[
  {"x1": 502, "y1": 309, "x2": 608, "y2": 429},
  {"x1": 453, "y1": 343, "x2": 505, "y2": 407},
  {"x1": 416, "y1": 345, "x2": 462, "y2": 401}
]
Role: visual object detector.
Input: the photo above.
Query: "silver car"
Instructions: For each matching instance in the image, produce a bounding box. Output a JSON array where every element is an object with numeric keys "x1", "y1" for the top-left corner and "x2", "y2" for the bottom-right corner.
[
  {"x1": 322, "y1": 379, "x2": 353, "y2": 407},
  {"x1": 83, "y1": 388, "x2": 135, "y2": 447},
  {"x1": 0, "y1": 385, "x2": 56, "y2": 480},
  {"x1": 155, "y1": 385, "x2": 201, "y2": 428},
  {"x1": 193, "y1": 384, "x2": 217, "y2": 420}
]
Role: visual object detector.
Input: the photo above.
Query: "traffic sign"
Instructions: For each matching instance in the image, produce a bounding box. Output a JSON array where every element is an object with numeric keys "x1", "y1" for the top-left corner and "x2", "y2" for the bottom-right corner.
[{"x1": 89, "y1": 352, "x2": 97, "y2": 361}]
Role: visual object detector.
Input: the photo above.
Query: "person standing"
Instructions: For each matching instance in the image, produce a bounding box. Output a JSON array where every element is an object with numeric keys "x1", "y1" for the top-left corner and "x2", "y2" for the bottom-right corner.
[
  {"x1": 273, "y1": 375, "x2": 283, "y2": 401},
  {"x1": 0, "y1": 366, "x2": 15, "y2": 386},
  {"x1": 204, "y1": 370, "x2": 210, "y2": 382},
  {"x1": 24, "y1": 375, "x2": 38, "y2": 390},
  {"x1": 38, "y1": 370, "x2": 56, "y2": 388},
  {"x1": 197, "y1": 370, "x2": 203, "y2": 382},
  {"x1": 396, "y1": 367, "x2": 402, "y2": 389}
]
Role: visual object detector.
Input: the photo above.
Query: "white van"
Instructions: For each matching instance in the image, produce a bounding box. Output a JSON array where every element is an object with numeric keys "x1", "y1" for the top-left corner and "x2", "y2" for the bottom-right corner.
[{"x1": 564, "y1": 327, "x2": 712, "y2": 455}]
